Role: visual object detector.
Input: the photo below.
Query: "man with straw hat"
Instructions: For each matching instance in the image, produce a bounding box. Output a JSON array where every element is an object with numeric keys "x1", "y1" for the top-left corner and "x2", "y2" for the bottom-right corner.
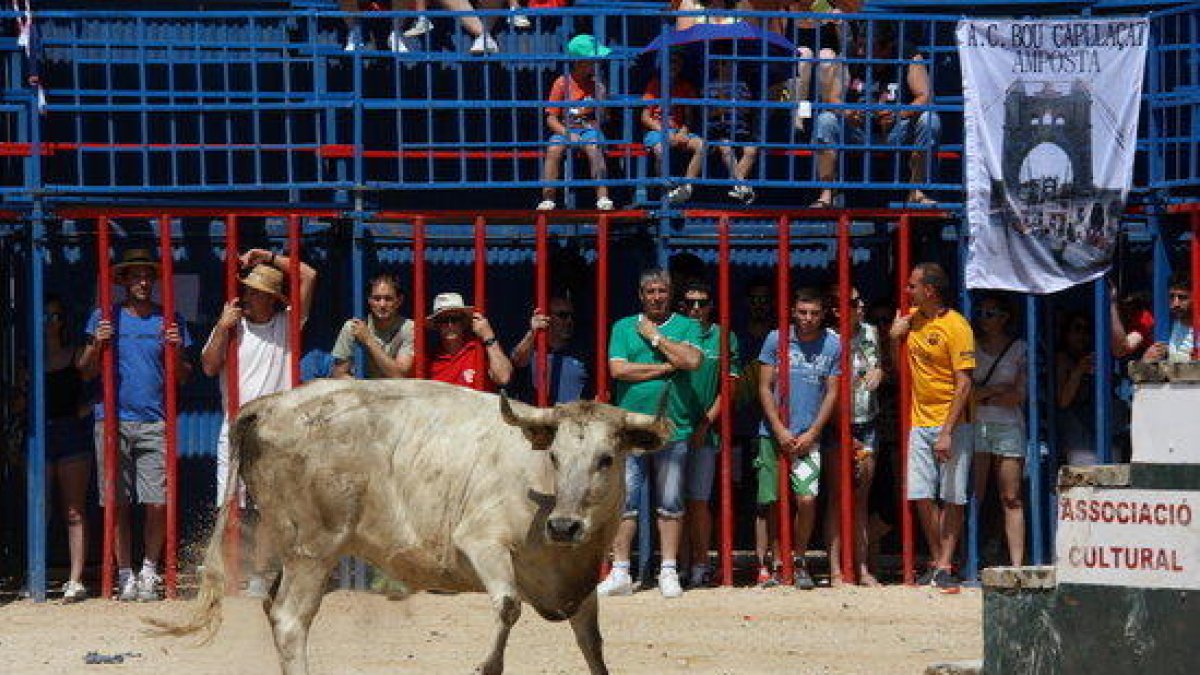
[
  {"x1": 200, "y1": 247, "x2": 317, "y2": 597},
  {"x1": 427, "y1": 291, "x2": 513, "y2": 390},
  {"x1": 78, "y1": 247, "x2": 194, "y2": 602}
]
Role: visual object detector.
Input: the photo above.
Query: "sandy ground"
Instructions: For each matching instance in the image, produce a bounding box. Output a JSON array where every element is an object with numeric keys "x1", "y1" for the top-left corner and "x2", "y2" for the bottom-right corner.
[{"x1": 0, "y1": 584, "x2": 980, "y2": 674}]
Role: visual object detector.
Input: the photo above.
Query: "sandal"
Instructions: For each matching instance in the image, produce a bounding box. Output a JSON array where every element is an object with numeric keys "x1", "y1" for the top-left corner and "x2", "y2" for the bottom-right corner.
[
  {"x1": 907, "y1": 191, "x2": 937, "y2": 206},
  {"x1": 809, "y1": 193, "x2": 839, "y2": 209}
]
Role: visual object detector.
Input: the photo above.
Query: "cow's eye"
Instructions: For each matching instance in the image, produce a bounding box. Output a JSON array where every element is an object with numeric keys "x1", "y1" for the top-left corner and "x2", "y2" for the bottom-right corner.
[
  {"x1": 596, "y1": 454, "x2": 614, "y2": 470},
  {"x1": 549, "y1": 452, "x2": 560, "y2": 469}
]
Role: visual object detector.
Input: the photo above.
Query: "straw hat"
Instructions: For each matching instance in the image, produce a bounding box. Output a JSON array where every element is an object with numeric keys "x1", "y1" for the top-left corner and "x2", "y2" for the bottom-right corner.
[
  {"x1": 240, "y1": 264, "x2": 289, "y2": 303},
  {"x1": 112, "y1": 248, "x2": 160, "y2": 280},
  {"x1": 427, "y1": 292, "x2": 476, "y2": 321}
]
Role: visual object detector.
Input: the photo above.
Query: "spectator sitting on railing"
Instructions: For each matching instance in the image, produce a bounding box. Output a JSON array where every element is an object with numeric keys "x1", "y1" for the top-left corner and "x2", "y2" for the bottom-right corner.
[
  {"x1": 537, "y1": 34, "x2": 614, "y2": 212},
  {"x1": 811, "y1": 21, "x2": 940, "y2": 208},
  {"x1": 674, "y1": 0, "x2": 756, "y2": 31},
  {"x1": 200, "y1": 248, "x2": 317, "y2": 598},
  {"x1": 341, "y1": 0, "x2": 409, "y2": 53},
  {"x1": 704, "y1": 57, "x2": 758, "y2": 204},
  {"x1": 642, "y1": 51, "x2": 705, "y2": 204},
  {"x1": 770, "y1": 1, "x2": 851, "y2": 133},
  {"x1": 1142, "y1": 273, "x2": 1195, "y2": 364},
  {"x1": 401, "y1": 0, "x2": 530, "y2": 47},
  {"x1": 330, "y1": 273, "x2": 415, "y2": 379}
]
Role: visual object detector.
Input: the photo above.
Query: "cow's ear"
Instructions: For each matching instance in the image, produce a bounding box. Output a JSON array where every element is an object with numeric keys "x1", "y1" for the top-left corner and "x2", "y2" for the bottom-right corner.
[
  {"x1": 521, "y1": 425, "x2": 558, "y2": 452},
  {"x1": 617, "y1": 428, "x2": 669, "y2": 456}
]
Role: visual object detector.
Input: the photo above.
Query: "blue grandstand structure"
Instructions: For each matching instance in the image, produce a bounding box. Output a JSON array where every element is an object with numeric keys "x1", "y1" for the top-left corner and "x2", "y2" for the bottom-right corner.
[{"x1": 0, "y1": 1, "x2": 1197, "y2": 601}]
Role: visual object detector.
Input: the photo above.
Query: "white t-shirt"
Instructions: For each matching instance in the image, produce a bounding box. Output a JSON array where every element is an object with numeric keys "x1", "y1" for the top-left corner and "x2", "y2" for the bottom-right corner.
[
  {"x1": 973, "y1": 338, "x2": 1027, "y2": 427},
  {"x1": 209, "y1": 310, "x2": 296, "y2": 418}
]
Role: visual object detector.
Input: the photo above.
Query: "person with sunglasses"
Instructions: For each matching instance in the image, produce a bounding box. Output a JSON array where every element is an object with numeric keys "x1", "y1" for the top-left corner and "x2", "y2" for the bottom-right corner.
[
  {"x1": 1142, "y1": 273, "x2": 1194, "y2": 363},
  {"x1": 970, "y1": 293, "x2": 1027, "y2": 567},
  {"x1": 824, "y1": 285, "x2": 883, "y2": 586},
  {"x1": 675, "y1": 281, "x2": 740, "y2": 588},
  {"x1": 426, "y1": 292, "x2": 512, "y2": 390},
  {"x1": 510, "y1": 294, "x2": 589, "y2": 403}
]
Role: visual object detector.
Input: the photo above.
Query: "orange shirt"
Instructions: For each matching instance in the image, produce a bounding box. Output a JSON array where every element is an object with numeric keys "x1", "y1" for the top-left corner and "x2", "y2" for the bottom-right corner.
[
  {"x1": 906, "y1": 308, "x2": 975, "y2": 427},
  {"x1": 643, "y1": 77, "x2": 699, "y2": 130},
  {"x1": 548, "y1": 74, "x2": 605, "y2": 126}
]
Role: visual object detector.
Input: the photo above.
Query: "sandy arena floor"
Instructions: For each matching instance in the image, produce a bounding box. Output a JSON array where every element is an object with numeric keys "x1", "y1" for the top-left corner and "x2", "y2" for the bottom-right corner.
[{"x1": 0, "y1": 584, "x2": 980, "y2": 674}]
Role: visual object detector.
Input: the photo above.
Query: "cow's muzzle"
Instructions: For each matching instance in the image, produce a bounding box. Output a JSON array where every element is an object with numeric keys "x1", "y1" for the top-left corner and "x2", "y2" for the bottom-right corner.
[{"x1": 546, "y1": 517, "x2": 585, "y2": 544}]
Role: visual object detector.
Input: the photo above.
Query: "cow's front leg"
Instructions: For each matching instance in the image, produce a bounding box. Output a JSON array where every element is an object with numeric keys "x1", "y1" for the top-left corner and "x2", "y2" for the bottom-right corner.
[
  {"x1": 568, "y1": 590, "x2": 609, "y2": 675},
  {"x1": 457, "y1": 540, "x2": 521, "y2": 675}
]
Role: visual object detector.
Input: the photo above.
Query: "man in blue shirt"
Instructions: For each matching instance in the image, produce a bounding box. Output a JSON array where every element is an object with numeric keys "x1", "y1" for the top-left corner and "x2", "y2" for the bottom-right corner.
[
  {"x1": 510, "y1": 295, "x2": 590, "y2": 404},
  {"x1": 1143, "y1": 273, "x2": 1195, "y2": 363},
  {"x1": 755, "y1": 287, "x2": 841, "y2": 590},
  {"x1": 78, "y1": 249, "x2": 193, "y2": 602}
]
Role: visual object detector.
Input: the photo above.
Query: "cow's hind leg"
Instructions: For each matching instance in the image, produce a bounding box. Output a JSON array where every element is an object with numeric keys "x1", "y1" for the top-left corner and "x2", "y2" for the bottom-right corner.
[
  {"x1": 458, "y1": 541, "x2": 521, "y2": 675},
  {"x1": 568, "y1": 590, "x2": 609, "y2": 675},
  {"x1": 266, "y1": 556, "x2": 334, "y2": 675}
]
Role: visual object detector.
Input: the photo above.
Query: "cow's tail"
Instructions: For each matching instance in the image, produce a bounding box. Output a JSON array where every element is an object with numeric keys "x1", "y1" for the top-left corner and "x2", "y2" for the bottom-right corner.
[{"x1": 145, "y1": 410, "x2": 256, "y2": 642}]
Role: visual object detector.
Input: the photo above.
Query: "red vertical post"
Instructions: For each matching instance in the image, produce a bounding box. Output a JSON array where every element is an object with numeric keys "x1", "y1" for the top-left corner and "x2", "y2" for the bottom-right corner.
[
  {"x1": 474, "y1": 215, "x2": 489, "y2": 391},
  {"x1": 97, "y1": 217, "x2": 118, "y2": 599},
  {"x1": 836, "y1": 214, "x2": 855, "y2": 584},
  {"x1": 223, "y1": 215, "x2": 242, "y2": 595},
  {"x1": 1191, "y1": 211, "x2": 1199, "y2": 359},
  {"x1": 776, "y1": 215, "x2": 794, "y2": 584},
  {"x1": 287, "y1": 215, "x2": 302, "y2": 387},
  {"x1": 594, "y1": 216, "x2": 610, "y2": 403},
  {"x1": 157, "y1": 214, "x2": 180, "y2": 599},
  {"x1": 535, "y1": 214, "x2": 550, "y2": 406},
  {"x1": 412, "y1": 217, "x2": 428, "y2": 379},
  {"x1": 897, "y1": 215, "x2": 915, "y2": 585},
  {"x1": 717, "y1": 215, "x2": 734, "y2": 586}
]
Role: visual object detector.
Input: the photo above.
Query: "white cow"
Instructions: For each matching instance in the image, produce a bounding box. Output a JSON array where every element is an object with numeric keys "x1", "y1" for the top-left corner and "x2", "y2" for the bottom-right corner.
[{"x1": 153, "y1": 378, "x2": 671, "y2": 674}]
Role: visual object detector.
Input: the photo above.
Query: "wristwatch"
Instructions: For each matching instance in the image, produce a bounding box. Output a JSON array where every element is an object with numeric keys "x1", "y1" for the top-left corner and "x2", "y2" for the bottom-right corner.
[
  {"x1": 651, "y1": 334, "x2": 662, "y2": 349},
  {"x1": 482, "y1": 336, "x2": 498, "y2": 347}
]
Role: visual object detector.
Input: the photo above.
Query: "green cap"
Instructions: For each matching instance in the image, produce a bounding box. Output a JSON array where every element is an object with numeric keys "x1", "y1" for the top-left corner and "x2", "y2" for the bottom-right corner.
[{"x1": 566, "y1": 34, "x2": 612, "y2": 59}]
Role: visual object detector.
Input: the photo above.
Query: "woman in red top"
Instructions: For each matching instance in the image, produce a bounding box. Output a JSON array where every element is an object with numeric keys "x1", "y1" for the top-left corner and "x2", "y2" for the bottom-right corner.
[{"x1": 427, "y1": 292, "x2": 513, "y2": 391}]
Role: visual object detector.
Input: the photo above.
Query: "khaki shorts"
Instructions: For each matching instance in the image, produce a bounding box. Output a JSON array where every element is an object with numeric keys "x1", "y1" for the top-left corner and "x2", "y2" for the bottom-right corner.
[{"x1": 94, "y1": 421, "x2": 166, "y2": 505}]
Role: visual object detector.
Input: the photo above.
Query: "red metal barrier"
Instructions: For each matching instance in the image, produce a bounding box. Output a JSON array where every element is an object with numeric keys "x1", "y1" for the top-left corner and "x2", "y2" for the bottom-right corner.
[
  {"x1": 223, "y1": 214, "x2": 243, "y2": 594},
  {"x1": 897, "y1": 215, "x2": 915, "y2": 585},
  {"x1": 97, "y1": 217, "x2": 118, "y2": 599},
  {"x1": 717, "y1": 216, "x2": 734, "y2": 586},
  {"x1": 157, "y1": 215, "x2": 180, "y2": 599},
  {"x1": 835, "y1": 214, "x2": 855, "y2": 584},
  {"x1": 775, "y1": 215, "x2": 794, "y2": 584},
  {"x1": 287, "y1": 215, "x2": 302, "y2": 387},
  {"x1": 534, "y1": 214, "x2": 550, "y2": 406},
  {"x1": 474, "y1": 215, "x2": 489, "y2": 391},
  {"x1": 594, "y1": 215, "x2": 610, "y2": 404},
  {"x1": 412, "y1": 217, "x2": 428, "y2": 379}
]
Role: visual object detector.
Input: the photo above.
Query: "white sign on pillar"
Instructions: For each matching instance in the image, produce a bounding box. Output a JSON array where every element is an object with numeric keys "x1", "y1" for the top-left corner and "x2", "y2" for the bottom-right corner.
[{"x1": 1056, "y1": 487, "x2": 1200, "y2": 590}]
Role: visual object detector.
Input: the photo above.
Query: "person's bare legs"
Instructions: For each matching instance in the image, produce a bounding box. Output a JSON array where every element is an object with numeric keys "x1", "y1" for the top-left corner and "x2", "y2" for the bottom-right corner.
[
  {"x1": 56, "y1": 458, "x2": 92, "y2": 585},
  {"x1": 937, "y1": 503, "x2": 964, "y2": 570},
  {"x1": 997, "y1": 457, "x2": 1025, "y2": 566},
  {"x1": 144, "y1": 503, "x2": 166, "y2": 568},
  {"x1": 913, "y1": 498, "x2": 941, "y2": 573},
  {"x1": 854, "y1": 455, "x2": 878, "y2": 585},
  {"x1": 439, "y1": 0, "x2": 492, "y2": 39},
  {"x1": 734, "y1": 146, "x2": 757, "y2": 182},
  {"x1": 716, "y1": 144, "x2": 737, "y2": 179},
  {"x1": 754, "y1": 507, "x2": 776, "y2": 570},
  {"x1": 793, "y1": 495, "x2": 816, "y2": 564},
  {"x1": 114, "y1": 502, "x2": 132, "y2": 571},
  {"x1": 540, "y1": 144, "x2": 564, "y2": 204},
  {"x1": 824, "y1": 459, "x2": 844, "y2": 585},
  {"x1": 610, "y1": 517, "x2": 636, "y2": 564},
  {"x1": 659, "y1": 515, "x2": 682, "y2": 565},
  {"x1": 684, "y1": 136, "x2": 705, "y2": 179},
  {"x1": 583, "y1": 143, "x2": 609, "y2": 202}
]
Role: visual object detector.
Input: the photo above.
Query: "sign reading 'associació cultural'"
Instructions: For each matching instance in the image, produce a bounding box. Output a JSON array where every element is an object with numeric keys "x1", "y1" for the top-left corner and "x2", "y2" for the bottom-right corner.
[{"x1": 1055, "y1": 487, "x2": 1200, "y2": 590}]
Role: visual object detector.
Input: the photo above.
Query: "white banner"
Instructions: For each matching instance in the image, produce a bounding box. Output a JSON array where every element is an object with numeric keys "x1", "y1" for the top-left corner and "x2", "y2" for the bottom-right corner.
[
  {"x1": 957, "y1": 19, "x2": 1148, "y2": 294},
  {"x1": 1056, "y1": 488, "x2": 1200, "y2": 591}
]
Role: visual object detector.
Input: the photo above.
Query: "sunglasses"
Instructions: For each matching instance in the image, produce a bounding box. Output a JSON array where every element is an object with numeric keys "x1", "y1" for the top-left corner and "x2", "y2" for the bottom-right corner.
[
  {"x1": 748, "y1": 295, "x2": 771, "y2": 305},
  {"x1": 433, "y1": 315, "x2": 466, "y2": 326},
  {"x1": 682, "y1": 298, "x2": 712, "y2": 309}
]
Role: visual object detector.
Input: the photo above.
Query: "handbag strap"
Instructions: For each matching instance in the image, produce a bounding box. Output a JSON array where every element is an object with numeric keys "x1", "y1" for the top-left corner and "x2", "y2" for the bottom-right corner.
[{"x1": 979, "y1": 338, "x2": 1017, "y2": 388}]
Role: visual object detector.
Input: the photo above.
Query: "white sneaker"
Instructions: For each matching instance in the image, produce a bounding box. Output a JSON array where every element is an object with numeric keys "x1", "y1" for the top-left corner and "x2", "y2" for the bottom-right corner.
[
  {"x1": 469, "y1": 34, "x2": 500, "y2": 55},
  {"x1": 596, "y1": 569, "x2": 634, "y2": 597},
  {"x1": 343, "y1": 27, "x2": 365, "y2": 52},
  {"x1": 536, "y1": 199, "x2": 556, "y2": 211},
  {"x1": 595, "y1": 197, "x2": 614, "y2": 211},
  {"x1": 387, "y1": 30, "x2": 409, "y2": 53},
  {"x1": 509, "y1": 12, "x2": 532, "y2": 29},
  {"x1": 245, "y1": 573, "x2": 270, "y2": 599},
  {"x1": 135, "y1": 571, "x2": 161, "y2": 602},
  {"x1": 61, "y1": 580, "x2": 87, "y2": 603},
  {"x1": 117, "y1": 574, "x2": 138, "y2": 602},
  {"x1": 402, "y1": 16, "x2": 432, "y2": 38},
  {"x1": 667, "y1": 183, "x2": 693, "y2": 204},
  {"x1": 729, "y1": 184, "x2": 756, "y2": 204},
  {"x1": 658, "y1": 567, "x2": 683, "y2": 598}
]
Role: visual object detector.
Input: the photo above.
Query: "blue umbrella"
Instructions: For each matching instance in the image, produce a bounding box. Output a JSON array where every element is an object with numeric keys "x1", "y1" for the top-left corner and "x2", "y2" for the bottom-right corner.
[{"x1": 638, "y1": 22, "x2": 799, "y2": 90}]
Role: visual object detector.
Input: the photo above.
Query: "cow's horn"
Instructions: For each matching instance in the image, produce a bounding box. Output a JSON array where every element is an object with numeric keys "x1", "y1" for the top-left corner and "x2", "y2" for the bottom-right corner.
[
  {"x1": 499, "y1": 389, "x2": 559, "y2": 428},
  {"x1": 621, "y1": 409, "x2": 672, "y2": 437}
]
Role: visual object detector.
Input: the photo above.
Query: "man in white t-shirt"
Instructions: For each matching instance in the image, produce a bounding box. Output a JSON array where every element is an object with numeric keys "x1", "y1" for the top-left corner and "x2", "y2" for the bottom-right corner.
[{"x1": 200, "y1": 248, "x2": 316, "y2": 595}]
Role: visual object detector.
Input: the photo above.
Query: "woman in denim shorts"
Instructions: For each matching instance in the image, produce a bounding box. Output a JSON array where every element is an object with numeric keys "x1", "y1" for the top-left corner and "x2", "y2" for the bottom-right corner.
[{"x1": 970, "y1": 294, "x2": 1028, "y2": 567}]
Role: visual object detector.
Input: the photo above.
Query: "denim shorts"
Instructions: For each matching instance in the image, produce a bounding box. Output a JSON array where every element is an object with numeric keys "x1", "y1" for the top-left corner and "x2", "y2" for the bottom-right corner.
[
  {"x1": 685, "y1": 443, "x2": 718, "y2": 502},
  {"x1": 548, "y1": 127, "x2": 604, "y2": 146},
  {"x1": 623, "y1": 439, "x2": 688, "y2": 519},
  {"x1": 973, "y1": 422, "x2": 1026, "y2": 459},
  {"x1": 906, "y1": 424, "x2": 972, "y2": 505},
  {"x1": 644, "y1": 128, "x2": 699, "y2": 148}
]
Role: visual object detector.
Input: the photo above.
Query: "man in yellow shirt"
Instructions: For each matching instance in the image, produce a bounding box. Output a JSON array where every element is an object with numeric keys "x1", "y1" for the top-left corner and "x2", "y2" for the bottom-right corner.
[{"x1": 890, "y1": 263, "x2": 975, "y2": 593}]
